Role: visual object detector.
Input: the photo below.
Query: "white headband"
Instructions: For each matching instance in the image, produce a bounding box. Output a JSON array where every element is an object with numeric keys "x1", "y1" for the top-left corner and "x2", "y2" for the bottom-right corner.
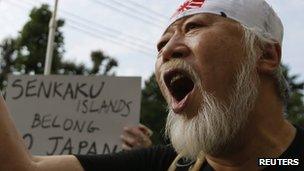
[{"x1": 166, "y1": 0, "x2": 284, "y2": 45}]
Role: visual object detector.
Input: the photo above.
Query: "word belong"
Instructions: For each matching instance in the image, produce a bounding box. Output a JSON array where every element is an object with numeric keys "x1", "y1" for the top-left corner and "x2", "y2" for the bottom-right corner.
[{"x1": 31, "y1": 113, "x2": 100, "y2": 134}]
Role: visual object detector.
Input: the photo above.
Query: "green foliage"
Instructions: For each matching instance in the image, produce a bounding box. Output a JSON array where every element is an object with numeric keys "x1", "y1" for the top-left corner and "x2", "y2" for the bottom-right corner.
[
  {"x1": 283, "y1": 65, "x2": 304, "y2": 125},
  {"x1": 140, "y1": 74, "x2": 168, "y2": 145},
  {"x1": 0, "y1": 38, "x2": 17, "y2": 89},
  {"x1": 90, "y1": 50, "x2": 118, "y2": 75},
  {"x1": 15, "y1": 4, "x2": 65, "y2": 74},
  {"x1": 0, "y1": 4, "x2": 118, "y2": 91}
]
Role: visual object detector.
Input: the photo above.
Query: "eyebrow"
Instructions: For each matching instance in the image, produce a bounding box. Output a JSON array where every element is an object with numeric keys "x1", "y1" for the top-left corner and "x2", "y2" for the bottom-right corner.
[
  {"x1": 162, "y1": 16, "x2": 189, "y2": 36},
  {"x1": 163, "y1": 14, "x2": 214, "y2": 35},
  {"x1": 186, "y1": 14, "x2": 214, "y2": 23},
  {"x1": 163, "y1": 24, "x2": 178, "y2": 36}
]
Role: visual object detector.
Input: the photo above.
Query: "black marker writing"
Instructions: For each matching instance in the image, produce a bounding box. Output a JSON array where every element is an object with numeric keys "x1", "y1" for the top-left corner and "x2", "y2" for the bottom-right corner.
[
  {"x1": 77, "y1": 99, "x2": 132, "y2": 117},
  {"x1": 11, "y1": 79, "x2": 105, "y2": 100},
  {"x1": 31, "y1": 113, "x2": 100, "y2": 133},
  {"x1": 23, "y1": 133, "x2": 34, "y2": 150},
  {"x1": 46, "y1": 136, "x2": 118, "y2": 155}
]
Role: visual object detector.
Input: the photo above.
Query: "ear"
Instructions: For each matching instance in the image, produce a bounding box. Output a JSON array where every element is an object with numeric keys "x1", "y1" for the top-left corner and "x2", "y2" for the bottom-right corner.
[{"x1": 257, "y1": 43, "x2": 281, "y2": 74}]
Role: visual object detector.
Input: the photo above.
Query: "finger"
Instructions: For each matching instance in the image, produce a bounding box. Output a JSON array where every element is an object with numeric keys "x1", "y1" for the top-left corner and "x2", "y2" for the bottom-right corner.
[
  {"x1": 121, "y1": 130, "x2": 151, "y2": 148},
  {"x1": 138, "y1": 124, "x2": 153, "y2": 136},
  {"x1": 120, "y1": 134, "x2": 138, "y2": 147},
  {"x1": 121, "y1": 143, "x2": 132, "y2": 151},
  {"x1": 123, "y1": 127, "x2": 146, "y2": 139},
  {"x1": 122, "y1": 127, "x2": 152, "y2": 148}
]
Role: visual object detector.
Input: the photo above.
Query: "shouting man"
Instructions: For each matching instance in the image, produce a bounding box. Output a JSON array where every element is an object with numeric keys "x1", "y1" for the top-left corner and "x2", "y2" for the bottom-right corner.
[{"x1": 0, "y1": 0, "x2": 303, "y2": 170}]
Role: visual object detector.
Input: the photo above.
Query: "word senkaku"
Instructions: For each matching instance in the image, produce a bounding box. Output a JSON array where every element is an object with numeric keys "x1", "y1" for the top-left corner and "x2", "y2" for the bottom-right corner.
[{"x1": 10, "y1": 78, "x2": 105, "y2": 100}]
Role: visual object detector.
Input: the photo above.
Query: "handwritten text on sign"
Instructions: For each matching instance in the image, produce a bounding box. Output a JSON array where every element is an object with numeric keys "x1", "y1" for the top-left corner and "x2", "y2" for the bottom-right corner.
[{"x1": 6, "y1": 75, "x2": 141, "y2": 155}]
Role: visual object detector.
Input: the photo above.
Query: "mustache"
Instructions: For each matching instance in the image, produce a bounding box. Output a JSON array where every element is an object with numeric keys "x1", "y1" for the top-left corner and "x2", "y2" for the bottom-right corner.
[{"x1": 156, "y1": 59, "x2": 201, "y2": 89}]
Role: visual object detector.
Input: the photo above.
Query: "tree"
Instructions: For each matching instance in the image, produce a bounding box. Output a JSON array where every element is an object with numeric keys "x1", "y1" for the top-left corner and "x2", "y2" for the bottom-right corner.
[
  {"x1": 140, "y1": 74, "x2": 168, "y2": 145},
  {"x1": 0, "y1": 4, "x2": 118, "y2": 91},
  {"x1": 58, "y1": 50, "x2": 118, "y2": 76},
  {"x1": 14, "y1": 4, "x2": 65, "y2": 74},
  {"x1": 90, "y1": 50, "x2": 118, "y2": 75},
  {"x1": 283, "y1": 65, "x2": 304, "y2": 125},
  {"x1": 0, "y1": 38, "x2": 17, "y2": 90}
]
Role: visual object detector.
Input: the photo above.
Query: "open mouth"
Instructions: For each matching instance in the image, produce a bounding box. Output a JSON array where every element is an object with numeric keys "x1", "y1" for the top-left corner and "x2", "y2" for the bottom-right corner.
[{"x1": 164, "y1": 69, "x2": 195, "y2": 103}]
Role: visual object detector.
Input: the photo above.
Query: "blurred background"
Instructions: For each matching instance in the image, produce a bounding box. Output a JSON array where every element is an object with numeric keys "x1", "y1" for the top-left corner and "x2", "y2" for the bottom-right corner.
[{"x1": 0, "y1": 0, "x2": 303, "y2": 145}]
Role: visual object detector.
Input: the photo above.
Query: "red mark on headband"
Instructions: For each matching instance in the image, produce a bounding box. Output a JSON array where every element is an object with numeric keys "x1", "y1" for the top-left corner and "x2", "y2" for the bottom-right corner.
[{"x1": 172, "y1": 0, "x2": 205, "y2": 18}]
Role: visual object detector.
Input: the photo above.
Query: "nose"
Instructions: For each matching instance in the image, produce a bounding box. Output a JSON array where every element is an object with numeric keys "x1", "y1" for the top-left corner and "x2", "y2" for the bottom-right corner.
[{"x1": 160, "y1": 38, "x2": 190, "y2": 63}]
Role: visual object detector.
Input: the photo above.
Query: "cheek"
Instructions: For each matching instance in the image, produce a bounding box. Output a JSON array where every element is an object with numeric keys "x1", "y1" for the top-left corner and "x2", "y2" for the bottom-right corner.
[
  {"x1": 155, "y1": 58, "x2": 161, "y2": 70},
  {"x1": 155, "y1": 59, "x2": 162, "y2": 81},
  {"x1": 154, "y1": 59, "x2": 168, "y2": 95},
  {"x1": 188, "y1": 34, "x2": 242, "y2": 97}
]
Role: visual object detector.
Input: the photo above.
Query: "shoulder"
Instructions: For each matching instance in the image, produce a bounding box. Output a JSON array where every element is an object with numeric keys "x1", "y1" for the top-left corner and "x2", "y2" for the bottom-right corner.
[
  {"x1": 75, "y1": 145, "x2": 177, "y2": 171},
  {"x1": 279, "y1": 124, "x2": 304, "y2": 158},
  {"x1": 295, "y1": 125, "x2": 304, "y2": 136},
  {"x1": 293, "y1": 124, "x2": 304, "y2": 144}
]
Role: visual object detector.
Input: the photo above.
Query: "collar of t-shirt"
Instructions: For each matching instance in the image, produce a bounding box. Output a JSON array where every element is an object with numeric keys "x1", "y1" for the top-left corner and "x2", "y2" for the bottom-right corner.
[{"x1": 175, "y1": 125, "x2": 304, "y2": 171}]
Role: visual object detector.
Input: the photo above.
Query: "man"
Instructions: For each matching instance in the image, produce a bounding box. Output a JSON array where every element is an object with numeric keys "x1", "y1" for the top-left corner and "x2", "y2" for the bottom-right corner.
[{"x1": 0, "y1": 0, "x2": 303, "y2": 170}]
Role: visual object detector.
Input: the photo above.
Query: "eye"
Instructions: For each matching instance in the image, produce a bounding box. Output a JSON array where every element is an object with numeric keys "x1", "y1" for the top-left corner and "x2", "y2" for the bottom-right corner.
[{"x1": 185, "y1": 22, "x2": 202, "y2": 33}]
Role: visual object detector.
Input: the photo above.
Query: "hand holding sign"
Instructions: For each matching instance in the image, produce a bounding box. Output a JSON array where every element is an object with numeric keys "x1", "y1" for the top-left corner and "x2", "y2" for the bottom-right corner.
[{"x1": 121, "y1": 124, "x2": 153, "y2": 150}]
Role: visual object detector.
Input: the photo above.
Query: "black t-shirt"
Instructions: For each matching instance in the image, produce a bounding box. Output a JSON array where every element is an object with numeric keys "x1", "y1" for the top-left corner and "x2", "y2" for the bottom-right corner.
[
  {"x1": 76, "y1": 145, "x2": 177, "y2": 171},
  {"x1": 76, "y1": 125, "x2": 304, "y2": 171}
]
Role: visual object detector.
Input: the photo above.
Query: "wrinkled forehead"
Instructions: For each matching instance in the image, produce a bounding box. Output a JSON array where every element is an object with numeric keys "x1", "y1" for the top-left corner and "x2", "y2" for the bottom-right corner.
[
  {"x1": 162, "y1": 15, "x2": 190, "y2": 36},
  {"x1": 162, "y1": 0, "x2": 283, "y2": 44},
  {"x1": 162, "y1": 13, "x2": 237, "y2": 36}
]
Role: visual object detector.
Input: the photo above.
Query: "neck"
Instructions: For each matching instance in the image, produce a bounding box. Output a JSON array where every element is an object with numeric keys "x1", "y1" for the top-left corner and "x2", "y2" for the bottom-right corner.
[
  {"x1": 205, "y1": 83, "x2": 296, "y2": 171},
  {"x1": 206, "y1": 120, "x2": 295, "y2": 171}
]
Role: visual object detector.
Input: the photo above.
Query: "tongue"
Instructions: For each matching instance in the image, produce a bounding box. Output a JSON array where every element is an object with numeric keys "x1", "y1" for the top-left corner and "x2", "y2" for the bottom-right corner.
[
  {"x1": 171, "y1": 76, "x2": 194, "y2": 102},
  {"x1": 171, "y1": 92, "x2": 191, "y2": 114}
]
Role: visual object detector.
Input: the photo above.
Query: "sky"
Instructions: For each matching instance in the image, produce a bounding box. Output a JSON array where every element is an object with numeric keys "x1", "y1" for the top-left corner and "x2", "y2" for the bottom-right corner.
[{"x1": 0, "y1": 0, "x2": 303, "y2": 85}]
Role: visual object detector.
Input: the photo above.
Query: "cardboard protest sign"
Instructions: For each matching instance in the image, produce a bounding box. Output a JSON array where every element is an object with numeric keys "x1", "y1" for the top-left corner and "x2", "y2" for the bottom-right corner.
[{"x1": 5, "y1": 75, "x2": 141, "y2": 155}]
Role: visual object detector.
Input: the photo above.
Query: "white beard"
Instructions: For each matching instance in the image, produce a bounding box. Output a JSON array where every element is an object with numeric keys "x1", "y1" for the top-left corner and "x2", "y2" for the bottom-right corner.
[{"x1": 165, "y1": 59, "x2": 259, "y2": 160}]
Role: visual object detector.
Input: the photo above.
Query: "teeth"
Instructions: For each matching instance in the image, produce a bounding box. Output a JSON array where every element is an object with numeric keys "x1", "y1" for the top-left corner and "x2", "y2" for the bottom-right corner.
[{"x1": 170, "y1": 74, "x2": 184, "y2": 85}]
